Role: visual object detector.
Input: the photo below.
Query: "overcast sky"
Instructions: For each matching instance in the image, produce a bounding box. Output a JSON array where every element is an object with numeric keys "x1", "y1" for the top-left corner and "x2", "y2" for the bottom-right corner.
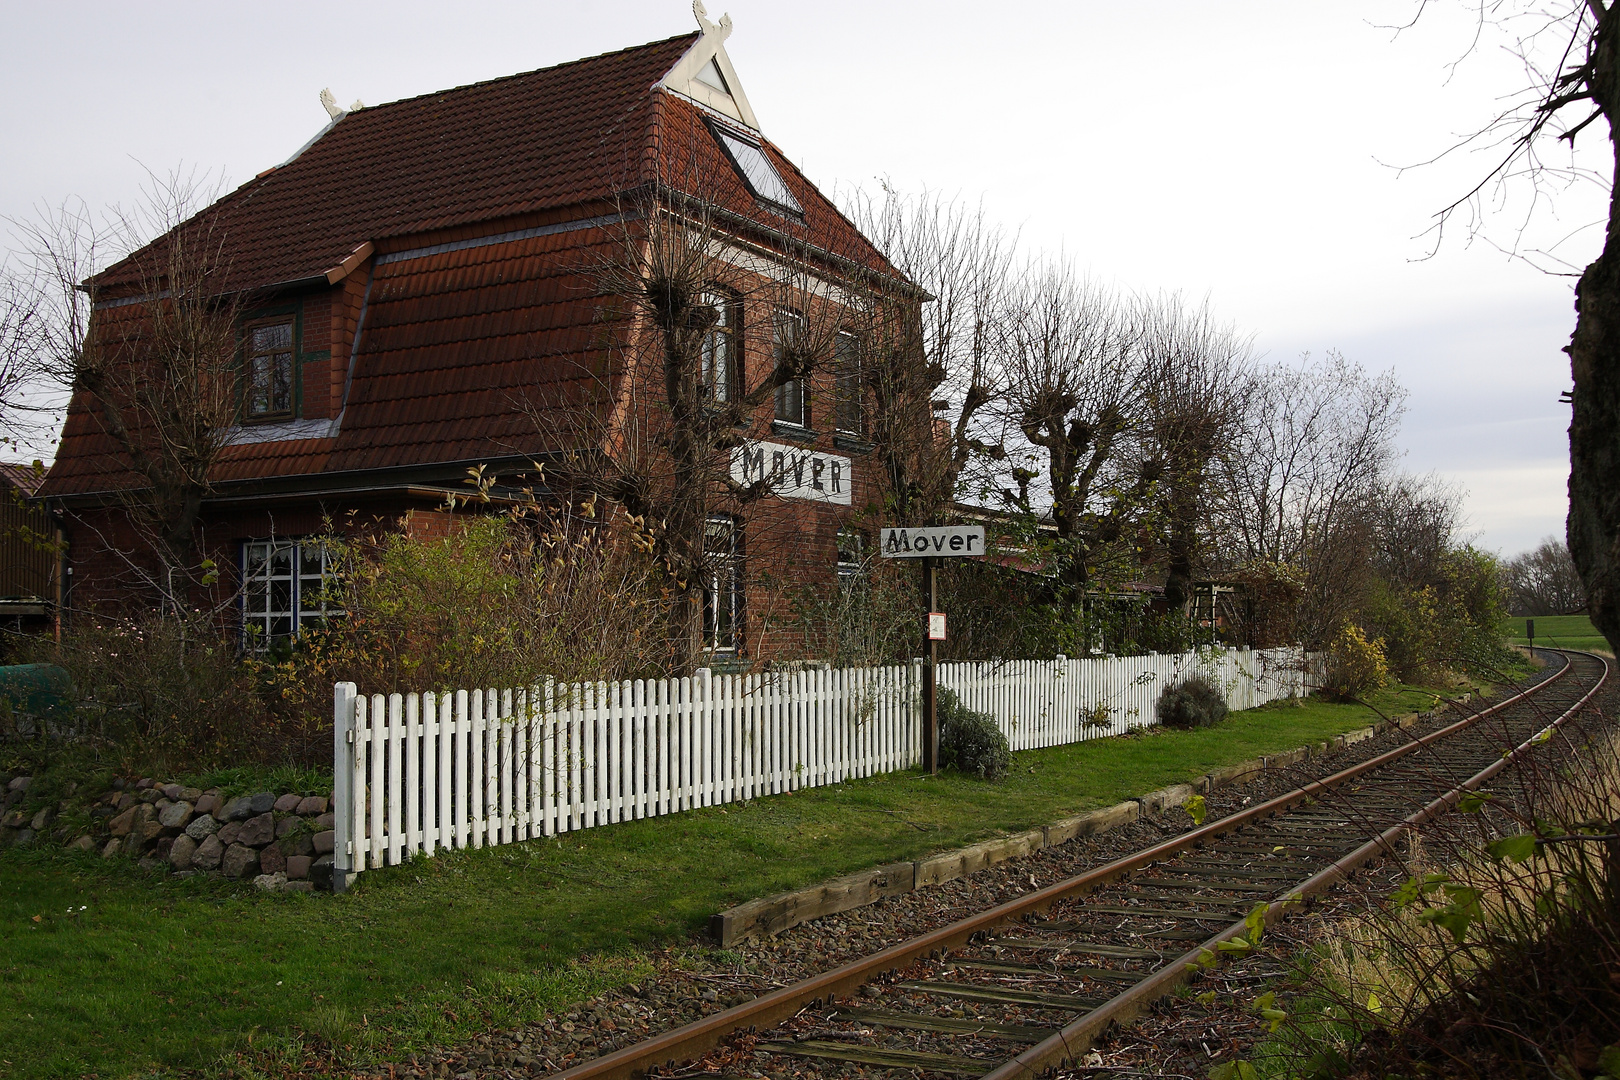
[{"x1": 0, "y1": 1, "x2": 1597, "y2": 558}]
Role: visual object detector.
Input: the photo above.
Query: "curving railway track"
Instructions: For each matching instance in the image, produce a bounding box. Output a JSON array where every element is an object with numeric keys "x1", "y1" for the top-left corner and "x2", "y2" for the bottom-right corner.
[{"x1": 546, "y1": 649, "x2": 1609, "y2": 1080}]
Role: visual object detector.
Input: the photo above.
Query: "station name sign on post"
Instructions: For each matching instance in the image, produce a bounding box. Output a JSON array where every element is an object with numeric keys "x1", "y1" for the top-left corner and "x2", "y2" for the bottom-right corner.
[{"x1": 880, "y1": 525, "x2": 986, "y2": 558}]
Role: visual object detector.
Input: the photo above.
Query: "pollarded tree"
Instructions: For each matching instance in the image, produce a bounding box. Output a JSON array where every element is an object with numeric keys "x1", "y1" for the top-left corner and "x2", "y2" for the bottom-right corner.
[
  {"x1": 529, "y1": 185, "x2": 854, "y2": 673},
  {"x1": 842, "y1": 188, "x2": 1020, "y2": 525},
  {"x1": 998, "y1": 262, "x2": 1150, "y2": 602},
  {"x1": 1135, "y1": 293, "x2": 1253, "y2": 615}
]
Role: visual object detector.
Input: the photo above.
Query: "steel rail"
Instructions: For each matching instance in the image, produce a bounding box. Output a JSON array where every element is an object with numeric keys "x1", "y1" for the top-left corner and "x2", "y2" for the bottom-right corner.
[
  {"x1": 545, "y1": 654, "x2": 1580, "y2": 1080},
  {"x1": 982, "y1": 650, "x2": 1610, "y2": 1080}
]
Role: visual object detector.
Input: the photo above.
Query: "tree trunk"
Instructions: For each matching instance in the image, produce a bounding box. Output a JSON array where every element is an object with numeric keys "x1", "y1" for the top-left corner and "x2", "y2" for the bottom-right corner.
[
  {"x1": 1568, "y1": 12, "x2": 1620, "y2": 654},
  {"x1": 1568, "y1": 251, "x2": 1620, "y2": 652}
]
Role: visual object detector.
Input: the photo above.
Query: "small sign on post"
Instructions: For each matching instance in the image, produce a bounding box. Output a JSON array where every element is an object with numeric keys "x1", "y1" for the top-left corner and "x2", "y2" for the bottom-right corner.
[
  {"x1": 1527, "y1": 618, "x2": 1535, "y2": 649},
  {"x1": 881, "y1": 525, "x2": 986, "y2": 774}
]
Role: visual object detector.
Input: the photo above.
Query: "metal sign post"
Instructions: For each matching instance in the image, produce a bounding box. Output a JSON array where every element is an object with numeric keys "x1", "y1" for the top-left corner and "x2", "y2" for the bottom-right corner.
[
  {"x1": 922, "y1": 556, "x2": 940, "y2": 772},
  {"x1": 880, "y1": 526, "x2": 986, "y2": 775}
]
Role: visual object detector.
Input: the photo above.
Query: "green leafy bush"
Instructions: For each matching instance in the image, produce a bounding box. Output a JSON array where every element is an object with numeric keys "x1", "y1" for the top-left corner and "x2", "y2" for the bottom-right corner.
[
  {"x1": 1321, "y1": 623, "x2": 1389, "y2": 701},
  {"x1": 1155, "y1": 673, "x2": 1229, "y2": 729},
  {"x1": 936, "y1": 687, "x2": 1011, "y2": 780}
]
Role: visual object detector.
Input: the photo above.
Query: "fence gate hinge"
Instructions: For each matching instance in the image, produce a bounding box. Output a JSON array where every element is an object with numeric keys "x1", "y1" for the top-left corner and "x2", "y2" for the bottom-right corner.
[
  {"x1": 345, "y1": 841, "x2": 353, "y2": 856},
  {"x1": 346, "y1": 729, "x2": 355, "y2": 744}
]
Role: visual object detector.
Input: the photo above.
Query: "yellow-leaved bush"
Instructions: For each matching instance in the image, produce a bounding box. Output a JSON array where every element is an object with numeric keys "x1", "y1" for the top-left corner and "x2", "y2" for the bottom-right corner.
[{"x1": 1320, "y1": 622, "x2": 1389, "y2": 701}]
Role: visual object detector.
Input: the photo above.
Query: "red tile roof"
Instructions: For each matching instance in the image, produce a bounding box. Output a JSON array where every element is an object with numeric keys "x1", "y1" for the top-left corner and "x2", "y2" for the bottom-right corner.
[
  {"x1": 0, "y1": 462, "x2": 47, "y2": 495},
  {"x1": 44, "y1": 224, "x2": 626, "y2": 496},
  {"x1": 94, "y1": 33, "x2": 892, "y2": 295},
  {"x1": 46, "y1": 32, "x2": 902, "y2": 498}
]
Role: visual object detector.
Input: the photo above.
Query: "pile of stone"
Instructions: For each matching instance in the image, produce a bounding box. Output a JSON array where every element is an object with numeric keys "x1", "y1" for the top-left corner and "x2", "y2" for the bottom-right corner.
[{"x1": 5, "y1": 773, "x2": 339, "y2": 892}]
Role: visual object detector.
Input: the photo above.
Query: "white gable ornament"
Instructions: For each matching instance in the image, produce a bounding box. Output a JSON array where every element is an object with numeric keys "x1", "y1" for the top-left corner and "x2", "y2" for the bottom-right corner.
[{"x1": 659, "y1": 1, "x2": 761, "y2": 131}]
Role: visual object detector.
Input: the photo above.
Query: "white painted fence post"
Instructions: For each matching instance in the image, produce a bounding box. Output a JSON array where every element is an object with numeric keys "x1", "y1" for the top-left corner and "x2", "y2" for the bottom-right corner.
[{"x1": 332, "y1": 682, "x2": 357, "y2": 893}]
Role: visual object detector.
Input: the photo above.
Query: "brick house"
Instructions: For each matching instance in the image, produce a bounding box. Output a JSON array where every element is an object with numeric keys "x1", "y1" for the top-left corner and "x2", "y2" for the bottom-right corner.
[{"x1": 39, "y1": 13, "x2": 919, "y2": 664}]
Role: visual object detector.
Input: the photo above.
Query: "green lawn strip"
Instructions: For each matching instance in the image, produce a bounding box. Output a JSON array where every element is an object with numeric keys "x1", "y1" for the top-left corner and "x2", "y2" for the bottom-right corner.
[
  {"x1": 1501, "y1": 614, "x2": 1612, "y2": 653},
  {"x1": 0, "y1": 682, "x2": 1457, "y2": 1079}
]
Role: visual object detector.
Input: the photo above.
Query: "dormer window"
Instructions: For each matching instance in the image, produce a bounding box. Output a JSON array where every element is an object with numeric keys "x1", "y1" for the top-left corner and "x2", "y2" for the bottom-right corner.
[
  {"x1": 245, "y1": 319, "x2": 295, "y2": 419},
  {"x1": 710, "y1": 122, "x2": 803, "y2": 216}
]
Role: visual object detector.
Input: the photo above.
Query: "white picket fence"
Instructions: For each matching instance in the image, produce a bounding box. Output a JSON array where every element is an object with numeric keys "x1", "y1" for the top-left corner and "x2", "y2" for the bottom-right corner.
[{"x1": 330, "y1": 646, "x2": 1305, "y2": 885}]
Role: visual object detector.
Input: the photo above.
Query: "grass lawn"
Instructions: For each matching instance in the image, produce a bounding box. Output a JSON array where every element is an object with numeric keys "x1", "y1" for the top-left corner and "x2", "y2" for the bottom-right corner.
[
  {"x1": 0, "y1": 681, "x2": 1475, "y2": 1079},
  {"x1": 1501, "y1": 614, "x2": 1611, "y2": 654}
]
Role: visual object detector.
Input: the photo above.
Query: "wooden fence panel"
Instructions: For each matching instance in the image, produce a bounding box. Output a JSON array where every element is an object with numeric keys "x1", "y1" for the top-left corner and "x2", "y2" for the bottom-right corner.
[{"x1": 334, "y1": 646, "x2": 1310, "y2": 878}]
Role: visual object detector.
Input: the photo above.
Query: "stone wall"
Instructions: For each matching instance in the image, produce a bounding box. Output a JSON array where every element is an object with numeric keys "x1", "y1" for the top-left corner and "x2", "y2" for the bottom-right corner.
[{"x1": 2, "y1": 772, "x2": 338, "y2": 892}]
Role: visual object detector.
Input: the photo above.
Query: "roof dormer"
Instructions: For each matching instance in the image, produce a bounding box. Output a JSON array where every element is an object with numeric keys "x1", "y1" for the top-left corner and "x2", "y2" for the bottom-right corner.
[{"x1": 659, "y1": 1, "x2": 761, "y2": 131}]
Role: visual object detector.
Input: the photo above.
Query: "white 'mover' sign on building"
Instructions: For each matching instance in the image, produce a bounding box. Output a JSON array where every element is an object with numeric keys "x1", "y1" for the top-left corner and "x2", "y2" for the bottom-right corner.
[{"x1": 731, "y1": 440, "x2": 853, "y2": 505}]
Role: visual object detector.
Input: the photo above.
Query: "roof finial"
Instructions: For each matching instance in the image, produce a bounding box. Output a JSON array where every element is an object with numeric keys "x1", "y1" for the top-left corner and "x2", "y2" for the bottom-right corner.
[
  {"x1": 692, "y1": 0, "x2": 733, "y2": 41},
  {"x1": 319, "y1": 88, "x2": 344, "y2": 120}
]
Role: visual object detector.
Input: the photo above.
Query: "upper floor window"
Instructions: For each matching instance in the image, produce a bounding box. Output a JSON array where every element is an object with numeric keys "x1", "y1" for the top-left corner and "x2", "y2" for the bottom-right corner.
[
  {"x1": 700, "y1": 290, "x2": 740, "y2": 404},
  {"x1": 242, "y1": 538, "x2": 340, "y2": 651},
  {"x1": 245, "y1": 320, "x2": 294, "y2": 419},
  {"x1": 834, "y1": 331, "x2": 864, "y2": 436},
  {"x1": 773, "y1": 308, "x2": 808, "y2": 428}
]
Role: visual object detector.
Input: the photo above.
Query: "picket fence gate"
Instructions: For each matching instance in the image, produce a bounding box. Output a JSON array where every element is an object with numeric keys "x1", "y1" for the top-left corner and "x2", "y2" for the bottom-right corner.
[{"x1": 330, "y1": 646, "x2": 1304, "y2": 886}]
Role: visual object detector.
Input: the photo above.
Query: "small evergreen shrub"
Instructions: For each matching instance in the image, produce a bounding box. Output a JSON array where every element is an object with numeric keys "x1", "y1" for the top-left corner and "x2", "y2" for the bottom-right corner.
[
  {"x1": 1155, "y1": 674, "x2": 1229, "y2": 729},
  {"x1": 937, "y1": 687, "x2": 1011, "y2": 780}
]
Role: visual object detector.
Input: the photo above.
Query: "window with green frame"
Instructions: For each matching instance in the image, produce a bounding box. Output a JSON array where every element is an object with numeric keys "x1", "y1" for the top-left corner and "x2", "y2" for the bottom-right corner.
[{"x1": 244, "y1": 318, "x2": 295, "y2": 419}]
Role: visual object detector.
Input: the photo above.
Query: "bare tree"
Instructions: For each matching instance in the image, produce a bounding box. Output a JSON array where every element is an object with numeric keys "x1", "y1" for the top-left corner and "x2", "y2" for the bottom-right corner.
[
  {"x1": 1397, "y1": 2, "x2": 1620, "y2": 649},
  {"x1": 998, "y1": 263, "x2": 1147, "y2": 601},
  {"x1": 1504, "y1": 533, "x2": 1588, "y2": 613},
  {"x1": 1369, "y1": 471, "x2": 1465, "y2": 592},
  {"x1": 529, "y1": 186, "x2": 853, "y2": 672},
  {"x1": 15, "y1": 175, "x2": 245, "y2": 613},
  {"x1": 1215, "y1": 351, "x2": 1407, "y2": 644},
  {"x1": 1218, "y1": 352, "x2": 1406, "y2": 567},
  {"x1": 0, "y1": 268, "x2": 56, "y2": 453},
  {"x1": 841, "y1": 187, "x2": 1019, "y2": 523},
  {"x1": 1135, "y1": 293, "x2": 1253, "y2": 614}
]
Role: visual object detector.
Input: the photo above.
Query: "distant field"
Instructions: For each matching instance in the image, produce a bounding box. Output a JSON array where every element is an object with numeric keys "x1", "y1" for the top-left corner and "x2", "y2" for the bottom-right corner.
[{"x1": 1502, "y1": 614, "x2": 1611, "y2": 653}]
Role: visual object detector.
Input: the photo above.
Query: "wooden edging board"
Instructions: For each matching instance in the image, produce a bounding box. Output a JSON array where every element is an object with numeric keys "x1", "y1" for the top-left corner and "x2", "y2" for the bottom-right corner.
[{"x1": 709, "y1": 696, "x2": 1465, "y2": 947}]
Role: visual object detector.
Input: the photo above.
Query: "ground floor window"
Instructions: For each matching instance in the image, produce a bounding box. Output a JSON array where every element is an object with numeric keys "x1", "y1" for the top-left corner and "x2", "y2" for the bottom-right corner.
[
  {"x1": 702, "y1": 515, "x2": 744, "y2": 653},
  {"x1": 241, "y1": 539, "x2": 340, "y2": 650},
  {"x1": 836, "y1": 526, "x2": 866, "y2": 588}
]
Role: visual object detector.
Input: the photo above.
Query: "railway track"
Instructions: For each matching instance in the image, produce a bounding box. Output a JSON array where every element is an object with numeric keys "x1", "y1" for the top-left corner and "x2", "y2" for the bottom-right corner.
[{"x1": 548, "y1": 650, "x2": 1609, "y2": 1080}]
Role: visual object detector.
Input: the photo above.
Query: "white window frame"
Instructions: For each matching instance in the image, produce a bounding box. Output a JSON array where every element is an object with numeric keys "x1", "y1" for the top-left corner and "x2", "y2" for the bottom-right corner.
[
  {"x1": 773, "y1": 307, "x2": 808, "y2": 428},
  {"x1": 834, "y1": 330, "x2": 864, "y2": 436},
  {"x1": 701, "y1": 289, "x2": 740, "y2": 404},
  {"x1": 241, "y1": 539, "x2": 340, "y2": 650},
  {"x1": 836, "y1": 526, "x2": 866, "y2": 589},
  {"x1": 702, "y1": 515, "x2": 745, "y2": 654}
]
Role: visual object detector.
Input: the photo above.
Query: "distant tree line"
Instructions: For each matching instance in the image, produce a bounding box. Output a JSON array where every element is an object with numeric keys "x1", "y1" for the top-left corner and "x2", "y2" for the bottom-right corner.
[{"x1": 1502, "y1": 536, "x2": 1586, "y2": 617}]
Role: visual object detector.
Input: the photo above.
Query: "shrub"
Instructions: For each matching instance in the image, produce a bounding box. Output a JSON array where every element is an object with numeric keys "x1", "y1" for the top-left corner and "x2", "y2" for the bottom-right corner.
[
  {"x1": 1155, "y1": 673, "x2": 1229, "y2": 729},
  {"x1": 9, "y1": 612, "x2": 319, "y2": 773},
  {"x1": 258, "y1": 509, "x2": 674, "y2": 726},
  {"x1": 1321, "y1": 622, "x2": 1389, "y2": 701},
  {"x1": 936, "y1": 687, "x2": 1011, "y2": 780}
]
